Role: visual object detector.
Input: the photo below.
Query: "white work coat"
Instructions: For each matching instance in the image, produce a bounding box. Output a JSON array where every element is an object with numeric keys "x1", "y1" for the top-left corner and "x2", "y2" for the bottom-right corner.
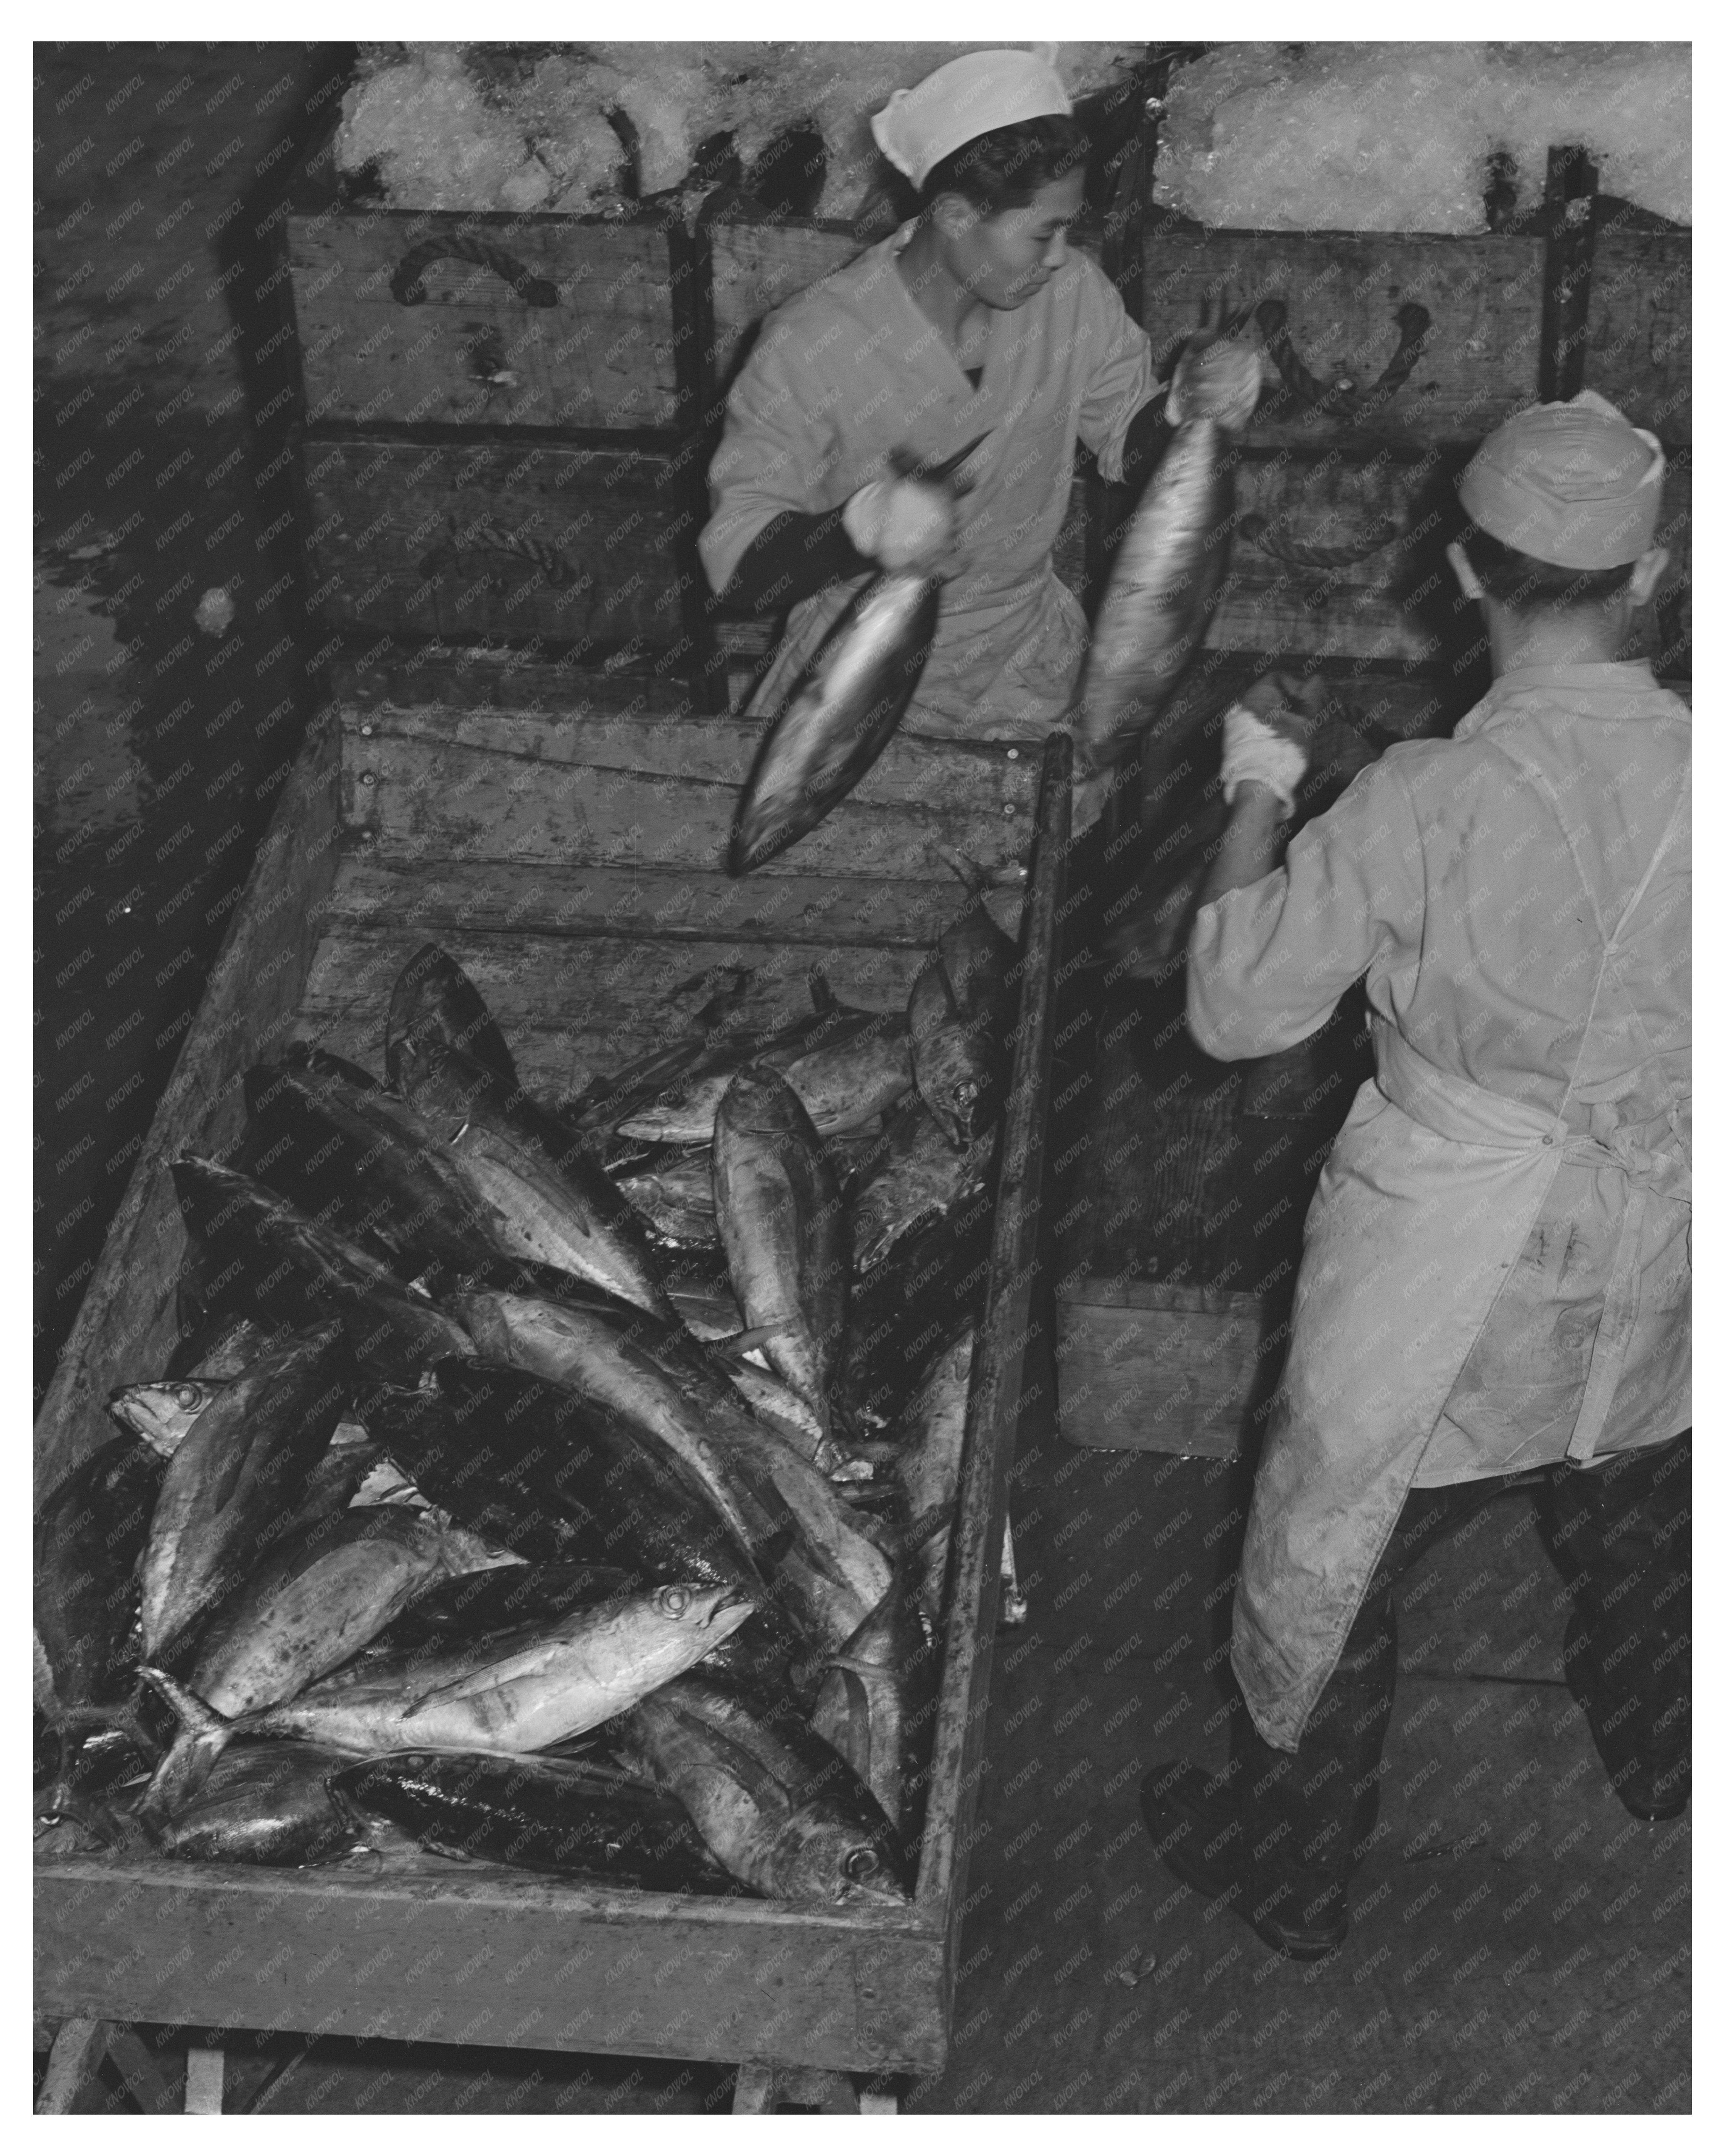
[
  {"x1": 699, "y1": 224, "x2": 1162, "y2": 744},
  {"x1": 1187, "y1": 662, "x2": 1691, "y2": 1750}
]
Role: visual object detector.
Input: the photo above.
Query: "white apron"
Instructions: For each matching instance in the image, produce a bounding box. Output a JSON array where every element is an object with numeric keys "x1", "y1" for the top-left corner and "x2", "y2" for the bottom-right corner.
[{"x1": 1232, "y1": 756, "x2": 1691, "y2": 1751}]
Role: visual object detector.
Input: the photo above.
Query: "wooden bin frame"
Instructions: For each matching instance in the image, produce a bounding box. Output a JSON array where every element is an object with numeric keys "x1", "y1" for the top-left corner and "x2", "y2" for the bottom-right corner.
[{"x1": 34, "y1": 686, "x2": 1070, "y2": 2096}]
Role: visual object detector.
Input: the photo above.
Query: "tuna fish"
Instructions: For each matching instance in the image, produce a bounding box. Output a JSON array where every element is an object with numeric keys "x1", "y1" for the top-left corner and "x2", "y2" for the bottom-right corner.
[
  {"x1": 240, "y1": 1049, "x2": 509, "y2": 1276},
  {"x1": 354, "y1": 1559, "x2": 638, "y2": 1669},
  {"x1": 845, "y1": 1095, "x2": 996, "y2": 1276},
  {"x1": 365, "y1": 1358, "x2": 769, "y2": 1607},
  {"x1": 385, "y1": 942, "x2": 520, "y2": 1096},
  {"x1": 614, "y1": 1007, "x2": 910, "y2": 1147},
  {"x1": 185, "y1": 1508, "x2": 488, "y2": 1721},
  {"x1": 712, "y1": 1066, "x2": 849, "y2": 1425},
  {"x1": 462, "y1": 1292, "x2": 889, "y2": 1654},
  {"x1": 142, "y1": 1581, "x2": 753, "y2": 1765},
  {"x1": 894, "y1": 1328, "x2": 976, "y2": 1621},
  {"x1": 138, "y1": 1321, "x2": 353, "y2": 1670},
  {"x1": 615, "y1": 1151, "x2": 721, "y2": 1250},
  {"x1": 1072, "y1": 413, "x2": 1236, "y2": 776},
  {"x1": 908, "y1": 898, "x2": 1017, "y2": 1150},
  {"x1": 624, "y1": 1671, "x2": 911, "y2": 1905},
  {"x1": 34, "y1": 1436, "x2": 165, "y2": 1730},
  {"x1": 333, "y1": 1752, "x2": 736, "y2": 1891},
  {"x1": 392, "y1": 1029, "x2": 677, "y2": 1324},
  {"x1": 811, "y1": 1570, "x2": 940, "y2": 1835},
  {"x1": 171, "y1": 1157, "x2": 474, "y2": 1386},
  {"x1": 148, "y1": 1743, "x2": 364, "y2": 1867},
  {"x1": 727, "y1": 439, "x2": 986, "y2": 876}
]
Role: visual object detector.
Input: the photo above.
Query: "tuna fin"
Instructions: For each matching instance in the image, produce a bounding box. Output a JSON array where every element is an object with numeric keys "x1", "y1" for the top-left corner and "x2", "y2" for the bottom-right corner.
[
  {"x1": 808, "y1": 967, "x2": 835, "y2": 1016},
  {"x1": 134, "y1": 1666, "x2": 240, "y2": 1829},
  {"x1": 707, "y1": 1323, "x2": 791, "y2": 1360}
]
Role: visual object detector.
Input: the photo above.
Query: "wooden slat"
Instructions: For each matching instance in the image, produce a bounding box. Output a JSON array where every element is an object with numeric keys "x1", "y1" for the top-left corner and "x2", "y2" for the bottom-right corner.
[
  {"x1": 1140, "y1": 229, "x2": 1546, "y2": 448},
  {"x1": 300, "y1": 437, "x2": 689, "y2": 651},
  {"x1": 341, "y1": 730, "x2": 1034, "y2": 883},
  {"x1": 330, "y1": 852, "x2": 1026, "y2": 951},
  {"x1": 346, "y1": 698, "x2": 1042, "y2": 820},
  {"x1": 1202, "y1": 449, "x2": 1458, "y2": 665},
  {"x1": 32, "y1": 714, "x2": 344, "y2": 1502},
  {"x1": 918, "y1": 732, "x2": 1069, "y2": 1928},
  {"x1": 708, "y1": 219, "x2": 863, "y2": 395},
  {"x1": 1054, "y1": 1282, "x2": 1275, "y2": 1458},
  {"x1": 182, "y1": 2047, "x2": 224, "y2": 2115},
  {"x1": 288, "y1": 209, "x2": 681, "y2": 431},
  {"x1": 35, "y1": 1859, "x2": 949, "y2": 2075},
  {"x1": 1586, "y1": 225, "x2": 1690, "y2": 444},
  {"x1": 35, "y1": 2018, "x2": 110, "y2": 2115}
]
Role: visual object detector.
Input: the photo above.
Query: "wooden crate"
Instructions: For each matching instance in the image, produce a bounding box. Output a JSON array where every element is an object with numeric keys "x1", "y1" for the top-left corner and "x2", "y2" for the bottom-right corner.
[
  {"x1": 34, "y1": 651, "x2": 1071, "y2": 2086},
  {"x1": 299, "y1": 435, "x2": 697, "y2": 653},
  {"x1": 289, "y1": 207, "x2": 687, "y2": 433},
  {"x1": 1139, "y1": 227, "x2": 1548, "y2": 450}
]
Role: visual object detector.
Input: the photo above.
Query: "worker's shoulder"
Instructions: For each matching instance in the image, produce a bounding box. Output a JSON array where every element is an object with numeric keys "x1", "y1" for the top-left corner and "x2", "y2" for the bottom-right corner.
[{"x1": 748, "y1": 241, "x2": 898, "y2": 354}]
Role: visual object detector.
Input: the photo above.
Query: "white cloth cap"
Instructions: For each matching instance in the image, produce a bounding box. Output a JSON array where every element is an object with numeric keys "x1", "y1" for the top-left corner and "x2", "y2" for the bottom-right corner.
[{"x1": 871, "y1": 47, "x2": 1072, "y2": 191}]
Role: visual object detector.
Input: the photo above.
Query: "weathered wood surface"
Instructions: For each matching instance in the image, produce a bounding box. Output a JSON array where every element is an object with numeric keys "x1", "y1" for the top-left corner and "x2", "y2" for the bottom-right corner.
[
  {"x1": 345, "y1": 696, "x2": 1043, "y2": 818},
  {"x1": 288, "y1": 208, "x2": 682, "y2": 431},
  {"x1": 1140, "y1": 229, "x2": 1546, "y2": 448},
  {"x1": 333, "y1": 853, "x2": 1024, "y2": 953},
  {"x1": 707, "y1": 219, "x2": 864, "y2": 393},
  {"x1": 1587, "y1": 226, "x2": 1690, "y2": 444},
  {"x1": 300, "y1": 436, "x2": 692, "y2": 651},
  {"x1": 32, "y1": 715, "x2": 344, "y2": 1502},
  {"x1": 918, "y1": 734, "x2": 1068, "y2": 1924},
  {"x1": 35, "y1": 1858, "x2": 949, "y2": 2074},
  {"x1": 341, "y1": 726, "x2": 1036, "y2": 884},
  {"x1": 1054, "y1": 1278, "x2": 1278, "y2": 1458},
  {"x1": 1201, "y1": 447, "x2": 1460, "y2": 665}
]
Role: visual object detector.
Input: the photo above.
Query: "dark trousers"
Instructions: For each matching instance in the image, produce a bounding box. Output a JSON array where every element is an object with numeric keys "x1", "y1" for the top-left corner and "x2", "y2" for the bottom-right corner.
[{"x1": 1235, "y1": 1433, "x2": 1693, "y2": 1885}]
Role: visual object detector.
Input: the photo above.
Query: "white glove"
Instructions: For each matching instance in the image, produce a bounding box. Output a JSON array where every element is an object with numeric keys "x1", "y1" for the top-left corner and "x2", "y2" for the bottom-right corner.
[
  {"x1": 1220, "y1": 702, "x2": 1307, "y2": 818},
  {"x1": 842, "y1": 475, "x2": 956, "y2": 573},
  {"x1": 1167, "y1": 340, "x2": 1263, "y2": 434}
]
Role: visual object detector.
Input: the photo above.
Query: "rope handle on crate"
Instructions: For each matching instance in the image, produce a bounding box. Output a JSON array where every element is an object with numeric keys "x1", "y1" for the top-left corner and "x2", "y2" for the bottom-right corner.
[
  {"x1": 391, "y1": 237, "x2": 561, "y2": 308},
  {"x1": 1254, "y1": 298, "x2": 1433, "y2": 422},
  {"x1": 1238, "y1": 511, "x2": 1406, "y2": 569}
]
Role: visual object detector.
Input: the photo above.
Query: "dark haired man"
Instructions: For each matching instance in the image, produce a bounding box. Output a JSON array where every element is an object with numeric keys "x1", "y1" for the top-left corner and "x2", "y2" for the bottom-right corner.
[
  {"x1": 1141, "y1": 390, "x2": 1691, "y2": 1960},
  {"x1": 699, "y1": 47, "x2": 1258, "y2": 757}
]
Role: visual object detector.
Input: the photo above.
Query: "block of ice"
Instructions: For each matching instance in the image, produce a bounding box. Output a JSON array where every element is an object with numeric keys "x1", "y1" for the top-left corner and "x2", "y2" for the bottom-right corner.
[{"x1": 1153, "y1": 41, "x2": 1689, "y2": 233}]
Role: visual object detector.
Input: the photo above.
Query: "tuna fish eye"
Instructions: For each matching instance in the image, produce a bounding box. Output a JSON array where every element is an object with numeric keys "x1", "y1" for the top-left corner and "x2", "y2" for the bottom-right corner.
[
  {"x1": 656, "y1": 1585, "x2": 693, "y2": 1617},
  {"x1": 174, "y1": 1385, "x2": 203, "y2": 1410},
  {"x1": 843, "y1": 1847, "x2": 880, "y2": 1882}
]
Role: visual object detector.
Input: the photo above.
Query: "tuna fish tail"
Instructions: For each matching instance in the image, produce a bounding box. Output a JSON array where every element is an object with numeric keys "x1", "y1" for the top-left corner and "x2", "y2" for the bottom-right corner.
[{"x1": 134, "y1": 1666, "x2": 243, "y2": 1830}]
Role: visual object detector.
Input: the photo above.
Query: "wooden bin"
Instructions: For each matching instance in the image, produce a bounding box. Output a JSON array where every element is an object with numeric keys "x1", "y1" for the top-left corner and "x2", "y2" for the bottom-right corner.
[{"x1": 34, "y1": 651, "x2": 1070, "y2": 2091}]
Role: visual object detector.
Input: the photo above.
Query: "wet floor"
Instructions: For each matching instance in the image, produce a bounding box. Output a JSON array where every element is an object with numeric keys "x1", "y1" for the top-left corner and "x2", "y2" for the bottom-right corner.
[{"x1": 34, "y1": 41, "x2": 1689, "y2": 2116}]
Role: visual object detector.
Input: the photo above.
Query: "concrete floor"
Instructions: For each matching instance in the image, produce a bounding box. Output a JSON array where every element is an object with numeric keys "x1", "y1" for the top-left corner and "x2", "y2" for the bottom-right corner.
[{"x1": 34, "y1": 42, "x2": 1690, "y2": 2116}]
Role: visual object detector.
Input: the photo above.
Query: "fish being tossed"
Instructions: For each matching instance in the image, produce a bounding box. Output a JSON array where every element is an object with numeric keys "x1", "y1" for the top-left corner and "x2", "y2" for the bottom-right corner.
[{"x1": 727, "y1": 435, "x2": 989, "y2": 876}]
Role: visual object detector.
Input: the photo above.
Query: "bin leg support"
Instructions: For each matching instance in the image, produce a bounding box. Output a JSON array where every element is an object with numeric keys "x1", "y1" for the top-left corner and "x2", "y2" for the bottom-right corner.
[
  {"x1": 36, "y1": 2021, "x2": 223, "y2": 2115},
  {"x1": 733, "y1": 2064, "x2": 898, "y2": 2113}
]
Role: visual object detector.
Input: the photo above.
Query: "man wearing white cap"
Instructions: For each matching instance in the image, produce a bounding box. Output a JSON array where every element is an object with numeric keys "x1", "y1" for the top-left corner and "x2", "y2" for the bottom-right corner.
[
  {"x1": 1141, "y1": 390, "x2": 1690, "y2": 1959},
  {"x1": 699, "y1": 46, "x2": 1257, "y2": 756}
]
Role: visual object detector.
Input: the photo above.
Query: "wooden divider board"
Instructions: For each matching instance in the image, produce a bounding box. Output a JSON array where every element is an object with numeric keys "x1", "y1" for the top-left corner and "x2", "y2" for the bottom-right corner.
[
  {"x1": 1587, "y1": 224, "x2": 1691, "y2": 445},
  {"x1": 300, "y1": 436, "x2": 695, "y2": 651},
  {"x1": 287, "y1": 208, "x2": 683, "y2": 431},
  {"x1": 1139, "y1": 228, "x2": 1547, "y2": 449}
]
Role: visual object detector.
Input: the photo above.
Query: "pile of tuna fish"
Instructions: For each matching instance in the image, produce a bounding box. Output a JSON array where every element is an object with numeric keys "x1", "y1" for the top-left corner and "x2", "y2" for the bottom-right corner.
[{"x1": 35, "y1": 900, "x2": 1023, "y2": 1908}]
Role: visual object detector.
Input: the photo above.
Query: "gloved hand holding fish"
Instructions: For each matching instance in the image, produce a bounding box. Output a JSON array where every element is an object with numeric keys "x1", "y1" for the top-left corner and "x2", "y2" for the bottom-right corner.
[
  {"x1": 35, "y1": 928, "x2": 1029, "y2": 1905},
  {"x1": 727, "y1": 437, "x2": 987, "y2": 877}
]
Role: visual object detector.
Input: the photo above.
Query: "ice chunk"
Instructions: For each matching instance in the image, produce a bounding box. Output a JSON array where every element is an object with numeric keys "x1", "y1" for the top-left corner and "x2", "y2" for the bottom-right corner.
[{"x1": 1154, "y1": 41, "x2": 1689, "y2": 233}]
